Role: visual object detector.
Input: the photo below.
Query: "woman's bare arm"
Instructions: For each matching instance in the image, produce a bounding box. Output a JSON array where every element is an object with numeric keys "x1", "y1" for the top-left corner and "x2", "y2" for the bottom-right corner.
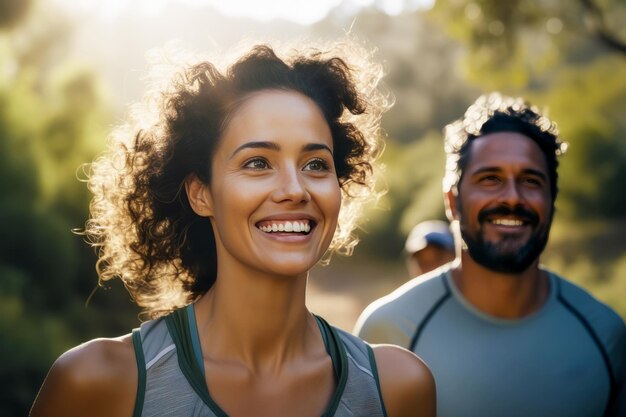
[
  {"x1": 30, "y1": 334, "x2": 137, "y2": 417},
  {"x1": 373, "y1": 344, "x2": 436, "y2": 417}
]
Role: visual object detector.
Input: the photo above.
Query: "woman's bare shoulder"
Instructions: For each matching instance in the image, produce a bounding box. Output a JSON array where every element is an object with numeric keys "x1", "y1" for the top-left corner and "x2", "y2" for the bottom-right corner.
[
  {"x1": 30, "y1": 334, "x2": 138, "y2": 417},
  {"x1": 372, "y1": 344, "x2": 436, "y2": 417}
]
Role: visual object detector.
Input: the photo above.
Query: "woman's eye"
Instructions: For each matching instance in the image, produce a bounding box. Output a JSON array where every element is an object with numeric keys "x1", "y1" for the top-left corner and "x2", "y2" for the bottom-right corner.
[
  {"x1": 243, "y1": 158, "x2": 270, "y2": 170},
  {"x1": 303, "y1": 158, "x2": 329, "y2": 172}
]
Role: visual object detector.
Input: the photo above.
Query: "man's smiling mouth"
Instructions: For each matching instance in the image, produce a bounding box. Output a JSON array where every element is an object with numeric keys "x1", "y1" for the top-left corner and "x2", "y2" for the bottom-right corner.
[{"x1": 490, "y1": 218, "x2": 525, "y2": 227}]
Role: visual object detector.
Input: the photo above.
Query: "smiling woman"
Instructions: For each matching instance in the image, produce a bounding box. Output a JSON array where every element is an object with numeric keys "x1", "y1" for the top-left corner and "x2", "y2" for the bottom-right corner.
[
  {"x1": 185, "y1": 90, "x2": 343, "y2": 280},
  {"x1": 29, "y1": 40, "x2": 435, "y2": 417}
]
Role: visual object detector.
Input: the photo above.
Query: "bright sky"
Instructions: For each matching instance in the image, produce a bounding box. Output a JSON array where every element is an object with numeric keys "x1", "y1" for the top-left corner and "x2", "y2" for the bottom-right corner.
[{"x1": 54, "y1": 0, "x2": 433, "y2": 25}]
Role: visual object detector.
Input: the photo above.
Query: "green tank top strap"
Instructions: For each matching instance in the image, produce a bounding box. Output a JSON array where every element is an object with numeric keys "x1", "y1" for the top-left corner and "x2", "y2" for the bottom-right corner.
[
  {"x1": 313, "y1": 315, "x2": 350, "y2": 417},
  {"x1": 165, "y1": 306, "x2": 228, "y2": 416},
  {"x1": 162, "y1": 306, "x2": 352, "y2": 417},
  {"x1": 186, "y1": 303, "x2": 206, "y2": 375},
  {"x1": 365, "y1": 344, "x2": 388, "y2": 417},
  {"x1": 131, "y1": 328, "x2": 147, "y2": 417}
]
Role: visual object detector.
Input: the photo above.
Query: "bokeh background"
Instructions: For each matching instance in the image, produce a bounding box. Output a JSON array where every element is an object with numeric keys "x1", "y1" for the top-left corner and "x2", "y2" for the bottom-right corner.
[{"x1": 1, "y1": 0, "x2": 625, "y2": 414}]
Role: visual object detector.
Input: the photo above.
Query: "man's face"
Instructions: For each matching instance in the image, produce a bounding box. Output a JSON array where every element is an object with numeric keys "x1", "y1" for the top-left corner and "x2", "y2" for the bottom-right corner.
[
  {"x1": 451, "y1": 132, "x2": 553, "y2": 273},
  {"x1": 407, "y1": 244, "x2": 455, "y2": 277}
]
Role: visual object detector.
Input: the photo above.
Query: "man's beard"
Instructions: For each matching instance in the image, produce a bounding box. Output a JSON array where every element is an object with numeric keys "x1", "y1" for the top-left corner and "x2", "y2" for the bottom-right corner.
[{"x1": 459, "y1": 204, "x2": 551, "y2": 274}]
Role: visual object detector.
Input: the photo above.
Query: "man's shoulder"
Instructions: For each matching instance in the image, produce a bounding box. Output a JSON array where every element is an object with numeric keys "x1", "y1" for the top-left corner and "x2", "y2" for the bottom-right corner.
[
  {"x1": 555, "y1": 273, "x2": 625, "y2": 332},
  {"x1": 553, "y1": 272, "x2": 626, "y2": 364},
  {"x1": 364, "y1": 268, "x2": 448, "y2": 319},
  {"x1": 354, "y1": 268, "x2": 450, "y2": 345}
]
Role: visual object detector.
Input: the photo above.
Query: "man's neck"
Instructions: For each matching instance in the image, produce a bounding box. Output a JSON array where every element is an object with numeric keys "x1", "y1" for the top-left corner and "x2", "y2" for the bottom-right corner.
[{"x1": 451, "y1": 252, "x2": 550, "y2": 319}]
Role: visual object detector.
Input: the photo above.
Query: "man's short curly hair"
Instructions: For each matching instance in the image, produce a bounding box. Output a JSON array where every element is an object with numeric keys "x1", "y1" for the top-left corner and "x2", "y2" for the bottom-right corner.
[
  {"x1": 86, "y1": 41, "x2": 389, "y2": 318},
  {"x1": 443, "y1": 92, "x2": 567, "y2": 202}
]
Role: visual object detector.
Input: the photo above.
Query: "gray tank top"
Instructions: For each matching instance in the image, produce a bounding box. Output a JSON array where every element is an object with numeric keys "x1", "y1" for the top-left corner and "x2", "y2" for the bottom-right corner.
[{"x1": 131, "y1": 305, "x2": 387, "y2": 417}]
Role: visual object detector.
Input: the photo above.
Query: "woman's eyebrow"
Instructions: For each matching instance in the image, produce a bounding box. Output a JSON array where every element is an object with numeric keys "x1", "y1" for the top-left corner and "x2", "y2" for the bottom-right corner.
[
  {"x1": 231, "y1": 141, "x2": 279, "y2": 157},
  {"x1": 231, "y1": 141, "x2": 333, "y2": 157},
  {"x1": 302, "y1": 143, "x2": 333, "y2": 155}
]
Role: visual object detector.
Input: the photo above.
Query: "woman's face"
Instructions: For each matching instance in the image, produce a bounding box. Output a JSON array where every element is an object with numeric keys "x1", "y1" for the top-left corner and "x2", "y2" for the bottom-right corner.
[{"x1": 188, "y1": 89, "x2": 341, "y2": 278}]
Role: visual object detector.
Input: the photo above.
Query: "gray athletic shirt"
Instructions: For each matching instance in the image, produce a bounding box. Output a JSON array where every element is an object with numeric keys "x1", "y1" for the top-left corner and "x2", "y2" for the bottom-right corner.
[
  {"x1": 355, "y1": 267, "x2": 626, "y2": 417},
  {"x1": 132, "y1": 305, "x2": 387, "y2": 417}
]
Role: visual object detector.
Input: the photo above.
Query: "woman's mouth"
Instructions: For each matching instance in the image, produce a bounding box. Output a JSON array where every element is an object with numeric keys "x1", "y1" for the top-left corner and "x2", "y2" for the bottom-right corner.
[{"x1": 256, "y1": 219, "x2": 313, "y2": 234}]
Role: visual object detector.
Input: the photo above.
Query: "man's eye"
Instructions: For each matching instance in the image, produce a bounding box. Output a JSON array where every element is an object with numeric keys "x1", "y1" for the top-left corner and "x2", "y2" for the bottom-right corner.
[
  {"x1": 479, "y1": 175, "x2": 500, "y2": 183},
  {"x1": 524, "y1": 177, "x2": 543, "y2": 187},
  {"x1": 243, "y1": 158, "x2": 270, "y2": 170},
  {"x1": 304, "y1": 158, "x2": 329, "y2": 172}
]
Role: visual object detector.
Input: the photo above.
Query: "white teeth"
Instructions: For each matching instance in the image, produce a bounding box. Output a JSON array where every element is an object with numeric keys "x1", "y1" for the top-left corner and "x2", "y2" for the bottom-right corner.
[
  {"x1": 258, "y1": 220, "x2": 311, "y2": 234},
  {"x1": 492, "y1": 219, "x2": 524, "y2": 226}
]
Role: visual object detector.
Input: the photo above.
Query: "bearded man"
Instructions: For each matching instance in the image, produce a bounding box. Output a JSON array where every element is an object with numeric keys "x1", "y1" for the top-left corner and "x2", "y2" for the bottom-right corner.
[{"x1": 354, "y1": 93, "x2": 626, "y2": 417}]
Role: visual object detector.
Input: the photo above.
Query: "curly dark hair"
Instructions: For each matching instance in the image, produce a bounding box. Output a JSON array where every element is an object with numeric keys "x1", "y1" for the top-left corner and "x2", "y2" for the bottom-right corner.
[
  {"x1": 86, "y1": 41, "x2": 389, "y2": 317},
  {"x1": 443, "y1": 92, "x2": 567, "y2": 202}
]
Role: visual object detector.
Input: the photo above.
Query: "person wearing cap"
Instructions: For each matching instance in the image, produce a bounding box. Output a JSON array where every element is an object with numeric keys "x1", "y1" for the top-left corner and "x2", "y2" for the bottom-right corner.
[
  {"x1": 404, "y1": 220, "x2": 455, "y2": 277},
  {"x1": 354, "y1": 93, "x2": 625, "y2": 417}
]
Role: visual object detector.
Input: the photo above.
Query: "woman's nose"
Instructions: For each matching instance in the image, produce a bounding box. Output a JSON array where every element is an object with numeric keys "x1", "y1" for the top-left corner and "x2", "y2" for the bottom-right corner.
[{"x1": 271, "y1": 166, "x2": 311, "y2": 204}]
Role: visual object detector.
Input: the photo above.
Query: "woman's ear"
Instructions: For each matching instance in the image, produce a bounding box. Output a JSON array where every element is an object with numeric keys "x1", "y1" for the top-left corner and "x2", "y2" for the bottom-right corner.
[{"x1": 185, "y1": 174, "x2": 213, "y2": 217}]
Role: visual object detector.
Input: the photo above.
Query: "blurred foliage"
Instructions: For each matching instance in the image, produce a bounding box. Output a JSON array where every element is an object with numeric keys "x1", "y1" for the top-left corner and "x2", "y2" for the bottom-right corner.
[
  {"x1": 533, "y1": 55, "x2": 626, "y2": 218},
  {"x1": 358, "y1": 132, "x2": 448, "y2": 258},
  {"x1": 429, "y1": 0, "x2": 626, "y2": 86},
  {"x1": 324, "y1": 10, "x2": 480, "y2": 143},
  {"x1": 1, "y1": 0, "x2": 625, "y2": 415},
  {"x1": 0, "y1": 0, "x2": 32, "y2": 31},
  {"x1": 0, "y1": 2, "x2": 139, "y2": 415}
]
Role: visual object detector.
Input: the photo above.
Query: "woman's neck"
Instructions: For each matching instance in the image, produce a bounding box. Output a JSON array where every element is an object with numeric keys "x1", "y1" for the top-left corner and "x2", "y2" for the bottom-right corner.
[{"x1": 193, "y1": 264, "x2": 317, "y2": 373}]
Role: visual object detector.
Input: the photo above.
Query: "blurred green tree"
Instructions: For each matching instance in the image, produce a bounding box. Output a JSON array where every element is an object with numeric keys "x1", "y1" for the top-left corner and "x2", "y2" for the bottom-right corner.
[
  {"x1": 314, "y1": 8, "x2": 480, "y2": 143},
  {"x1": 429, "y1": 0, "x2": 626, "y2": 79},
  {"x1": 0, "y1": 4, "x2": 139, "y2": 416},
  {"x1": 358, "y1": 132, "x2": 448, "y2": 258},
  {"x1": 0, "y1": 0, "x2": 32, "y2": 31}
]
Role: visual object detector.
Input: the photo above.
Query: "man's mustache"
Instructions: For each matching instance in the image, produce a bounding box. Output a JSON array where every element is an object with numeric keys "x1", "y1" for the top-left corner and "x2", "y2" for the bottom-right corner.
[{"x1": 478, "y1": 205, "x2": 539, "y2": 225}]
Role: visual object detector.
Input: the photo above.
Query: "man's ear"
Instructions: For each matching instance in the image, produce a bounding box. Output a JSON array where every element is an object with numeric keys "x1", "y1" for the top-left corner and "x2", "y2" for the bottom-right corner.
[
  {"x1": 185, "y1": 174, "x2": 213, "y2": 217},
  {"x1": 444, "y1": 189, "x2": 459, "y2": 222}
]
